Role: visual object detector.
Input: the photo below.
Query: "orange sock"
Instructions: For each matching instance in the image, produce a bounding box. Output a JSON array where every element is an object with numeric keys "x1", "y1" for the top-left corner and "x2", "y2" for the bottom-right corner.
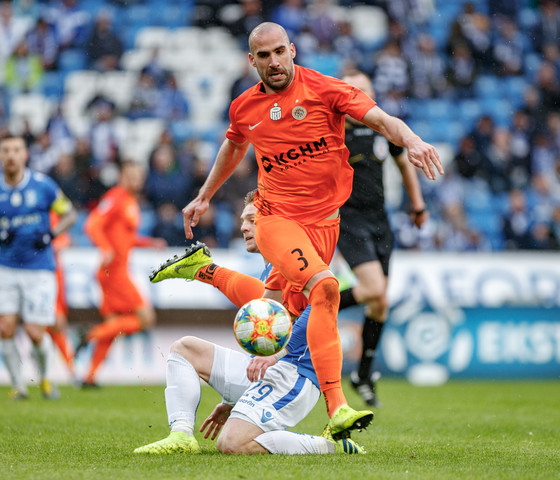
[
  {"x1": 307, "y1": 277, "x2": 347, "y2": 417},
  {"x1": 48, "y1": 329, "x2": 74, "y2": 370},
  {"x1": 196, "y1": 264, "x2": 265, "y2": 308},
  {"x1": 87, "y1": 315, "x2": 142, "y2": 343},
  {"x1": 85, "y1": 339, "x2": 113, "y2": 383}
]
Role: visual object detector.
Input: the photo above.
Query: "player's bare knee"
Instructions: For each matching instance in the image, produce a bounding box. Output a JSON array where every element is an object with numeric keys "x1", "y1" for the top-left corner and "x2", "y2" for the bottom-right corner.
[
  {"x1": 170, "y1": 335, "x2": 193, "y2": 358},
  {"x1": 216, "y1": 431, "x2": 240, "y2": 454}
]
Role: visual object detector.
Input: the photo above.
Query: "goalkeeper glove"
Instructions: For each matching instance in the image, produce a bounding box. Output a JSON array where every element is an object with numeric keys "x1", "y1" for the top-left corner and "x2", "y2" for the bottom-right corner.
[{"x1": 34, "y1": 231, "x2": 54, "y2": 250}]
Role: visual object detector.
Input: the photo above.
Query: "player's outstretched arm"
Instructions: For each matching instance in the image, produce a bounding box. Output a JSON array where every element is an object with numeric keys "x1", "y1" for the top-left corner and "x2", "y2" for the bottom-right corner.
[
  {"x1": 360, "y1": 106, "x2": 444, "y2": 181},
  {"x1": 183, "y1": 138, "x2": 250, "y2": 239}
]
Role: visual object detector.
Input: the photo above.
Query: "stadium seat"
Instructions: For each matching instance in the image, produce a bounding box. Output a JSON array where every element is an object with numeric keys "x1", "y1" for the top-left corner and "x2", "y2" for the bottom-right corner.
[
  {"x1": 135, "y1": 27, "x2": 170, "y2": 50},
  {"x1": 9, "y1": 94, "x2": 54, "y2": 135},
  {"x1": 58, "y1": 49, "x2": 88, "y2": 72},
  {"x1": 346, "y1": 6, "x2": 388, "y2": 51},
  {"x1": 474, "y1": 75, "x2": 501, "y2": 99},
  {"x1": 41, "y1": 71, "x2": 66, "y2": 99}
]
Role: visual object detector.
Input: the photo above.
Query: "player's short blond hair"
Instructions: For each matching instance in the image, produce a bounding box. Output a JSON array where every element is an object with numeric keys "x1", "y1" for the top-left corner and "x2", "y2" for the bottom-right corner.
[{"x1": 244, "y1": 189, "x2": 258, "y2": 207}]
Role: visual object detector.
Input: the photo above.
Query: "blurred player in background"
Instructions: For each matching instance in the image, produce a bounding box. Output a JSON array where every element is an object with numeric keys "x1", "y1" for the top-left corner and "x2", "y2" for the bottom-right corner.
[
  {"x1": 337, "y1": 70, "x2": 429, "y2": 407},
  {"x1": 182, "y1": 22, "x2": 443, "y2": 439},
  {"x1": 0, "y1": 134, "x2": 77, "y2": 400},
  {"x1": 47, "y1": 211, "x2": 77, "y2": 381},
  {"x1": 135, "y1": 190, "x2": 364, "y2": 455},
  {"x1": 81, "y1": 161, "x2": 166, "y2": 387}
]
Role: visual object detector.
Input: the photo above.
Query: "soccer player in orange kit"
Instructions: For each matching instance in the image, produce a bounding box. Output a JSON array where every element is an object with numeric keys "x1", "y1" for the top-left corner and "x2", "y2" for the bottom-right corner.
[
  {"x1": 82, "y1": 161, "x2": 166, "y2": 387},
  {"x1": 182, "y1": 22, "x2": 444, "y2": 439},
  {"x1": 47, "y1": 212, "x2": 77, "y2": 380}
]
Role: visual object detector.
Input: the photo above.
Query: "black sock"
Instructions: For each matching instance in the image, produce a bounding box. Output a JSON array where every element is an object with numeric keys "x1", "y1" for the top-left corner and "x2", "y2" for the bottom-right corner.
[
  {"x1": 339, "y1": 288, "x2": 358, "y2": 310},
  {"x1": 357, "y1": 316, "x2": 385, "y2": 381}
]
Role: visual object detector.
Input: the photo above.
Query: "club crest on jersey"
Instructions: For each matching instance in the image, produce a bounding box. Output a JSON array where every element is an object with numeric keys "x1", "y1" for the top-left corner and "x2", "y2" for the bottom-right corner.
[
  {"x1": 292, "y1": 106, "x2": 307, "y2": 120},
  {"x1": 270, "y1": 103, "x2": 281, "y2": 121},
  {"x1": 10, "y1": 191, "x2": 22, "y2": 207}
]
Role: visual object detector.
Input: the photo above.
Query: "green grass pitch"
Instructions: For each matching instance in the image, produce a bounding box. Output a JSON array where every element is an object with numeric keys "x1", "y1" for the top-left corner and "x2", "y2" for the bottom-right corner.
[{"x1": 1, "y1": 379, "x2": 558, "y2": 480}]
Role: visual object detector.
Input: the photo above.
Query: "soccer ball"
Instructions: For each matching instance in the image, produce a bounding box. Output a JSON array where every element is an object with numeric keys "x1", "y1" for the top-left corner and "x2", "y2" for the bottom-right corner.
[{"x1": 233, "y1": 298, "x2": 292, "y2": 356}]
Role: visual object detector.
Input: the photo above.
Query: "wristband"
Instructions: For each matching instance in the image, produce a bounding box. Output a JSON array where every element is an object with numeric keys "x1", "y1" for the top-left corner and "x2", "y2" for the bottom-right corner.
[{"x1": 273, "y1": 349, "x2": 288, "y2": 361}]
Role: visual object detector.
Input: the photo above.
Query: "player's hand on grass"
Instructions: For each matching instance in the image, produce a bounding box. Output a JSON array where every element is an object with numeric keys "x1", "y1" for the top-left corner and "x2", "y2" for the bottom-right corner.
[
  {"x1": 182, "y1": 197, "x2": 210, "y2": 239},
  {"x1": 246, "y1": 356, "x2": 277, "y2": 382},
  {"x1": 200, "y1": 403, "x2": 233, "y2": 440}
]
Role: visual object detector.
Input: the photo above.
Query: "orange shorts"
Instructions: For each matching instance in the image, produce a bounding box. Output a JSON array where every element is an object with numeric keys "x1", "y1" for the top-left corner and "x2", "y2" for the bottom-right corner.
[
  {"x1": 255, "y1": 214, "x2": 340, "y2": 315},
  {"x1": 97, "y1": 264, "x2": 146, "y2": 317}
]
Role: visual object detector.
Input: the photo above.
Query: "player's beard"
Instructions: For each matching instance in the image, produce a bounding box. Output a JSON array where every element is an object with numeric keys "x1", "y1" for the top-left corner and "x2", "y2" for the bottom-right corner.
[{"x1": 263, "y1": 66, "x2": 293, "y2": 92}]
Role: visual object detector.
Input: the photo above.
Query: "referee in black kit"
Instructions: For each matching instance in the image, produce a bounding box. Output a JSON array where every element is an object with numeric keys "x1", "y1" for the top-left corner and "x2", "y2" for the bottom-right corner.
[{"x1": 337, "y1": 70, "x2": 429, "y2": 407}]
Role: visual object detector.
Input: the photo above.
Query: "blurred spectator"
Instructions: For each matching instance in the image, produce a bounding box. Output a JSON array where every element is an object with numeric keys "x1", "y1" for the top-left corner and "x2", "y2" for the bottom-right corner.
[
  {"x1": 49, "y1": 152, "x2": 85, "y2": 206},
  {"x1": 535, "y1": 61, "x2": 560, "y2": 115},
  {"x1": 409, "y1": 33, "x2": 448, "y2": 99},
  {"x1": 332, "y1": 19, "x2": 361, "y2": 69},
  {"x1": 144, "y1": 143, "x2": 192, "y2": 208},
  {"x1": 46, "y1": 105, "x2": 75, "y2": 152},
  {"x1": 470, "y1": 115, "x2": 495, "y2": 153},
  {"x1": 86, "y1": 10, "x2": 123, "y2": 71},
  {"x1": 454, "y1": 136, "x2": 488, "y2": 180},
  {"x1": 128, "y1": 68, "x2": 159, "y2": 119},
  {"x1": 435, "y1": 203, "x2": 489, "y2": 251},
  {"x1": 4, "y1": 38, "x2": 43, "y2": 94},
  {"x1": 550, "y1": 205, "x2": 560, "y2": 248},
  {"x1": 154, "y1": 72, "x2": 190, "y2": 121},
  {"x1": 0, "y1": 0, "x2": 32, "y2": 61},
  {"x1": 491, "y1": 18, "x2": 526, "y2": 77},
  {"x1": 213, "y1": 155, "x2": 258, "y2": 220},
  {"x1": 142, "y1": 47, "x2": 168, "y2": 87},
  {"x1": 484, "y1": 128, "x2": 515, "y2": 194},
  {"x1": 151, "y1": 203, "x2": 187, "y2": 247},
  {"x1": 45, "y1": 0, "x2": 90, "y2": 50},
  {"x1": 502, "y1": 189, "x2": 534, "y2": 249},
  {"x1": 307, "y1": 0, "x2": 340, "y2": 47},
  {"x1": 457, "y1": 2, "x2": 492, "y2": 71},
  {"x1": 28, "y1": 130, "x2": 71, "y2": 174},
  {"x1": 532, "y1": 0, "x2": 560, "y2": 54},
  {"x1": 270, "y1": 0, "x2": 307, "y2": 38},
  {"x1": 87, "y1": 96, "x2": 120, "y2": 185},
  {"x1": 224, "y1": 0, "x2": 265, "y2": 46},
  {"x1": 372, "y1": 41, "x2": 410, "y2": 96},
  {"x1": 26, "y1": 15, "x2": 58, "y2": 70},
  {"x1": 73, "y1": 137, "x2": 107, "y2": 209},
  {"x1": 446, "y1": 42, "x2": 477, "y2": 98}
]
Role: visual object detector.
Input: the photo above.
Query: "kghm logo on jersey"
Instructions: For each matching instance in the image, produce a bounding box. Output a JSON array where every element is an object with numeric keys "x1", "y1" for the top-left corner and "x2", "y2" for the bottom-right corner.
[
  {"x1": 292, "y1": 106, "x2": 307, "y2": 120},
  {"x1": 270, "y1": 103, "x2": 281, "y2": 120},
  {"x1": 260, "y1": 137, "x2": 328, "y2": 173}
]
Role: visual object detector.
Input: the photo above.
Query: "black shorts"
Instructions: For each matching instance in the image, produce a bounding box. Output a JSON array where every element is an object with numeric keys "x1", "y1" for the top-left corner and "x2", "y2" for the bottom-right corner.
[{"x1": 337, "y1": 206, "x2": 394, "y2": 275}]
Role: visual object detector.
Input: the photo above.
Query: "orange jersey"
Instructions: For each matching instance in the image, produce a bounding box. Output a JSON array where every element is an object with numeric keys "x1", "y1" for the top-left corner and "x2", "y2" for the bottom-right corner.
[
  {"x1": 84, "y1": 186, "x2": 151, "y2": 265},
  {"x1": 226, "y1": 65, "x2": 376, "y2": 225}
]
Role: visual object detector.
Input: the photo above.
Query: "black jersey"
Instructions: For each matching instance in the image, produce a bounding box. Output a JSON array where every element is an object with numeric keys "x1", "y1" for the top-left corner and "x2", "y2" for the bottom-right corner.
[{"x1": 343, "y1": 121, "x2": 404, "y2": 213}]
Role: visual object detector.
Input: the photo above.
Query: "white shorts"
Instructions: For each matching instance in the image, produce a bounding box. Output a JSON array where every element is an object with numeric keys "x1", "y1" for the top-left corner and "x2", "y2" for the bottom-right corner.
[
  {"x1": 0, "y1": 266, "x2": 56, "y2": 326},
  {"x1": 209, "y1": 345, "x2": 320, "y2": 432},
  {"x1": 208, "y1": 344, "x2": 252, "y2": 404}
]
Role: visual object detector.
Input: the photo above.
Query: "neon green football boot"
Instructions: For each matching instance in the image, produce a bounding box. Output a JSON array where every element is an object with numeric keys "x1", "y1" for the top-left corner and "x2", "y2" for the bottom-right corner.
[
  {"x1": 321, "y1": 425, "x2": 366, "y2": 454},
  {"x1": 149, "y1": 242, "x2": 213, "y2": 283},
  {"x1": 133, "y1": 432, "x2": 201, "y2": 454},
  {"x1": 328, "y1": 404, "x2": 374, "y2": 440}
]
